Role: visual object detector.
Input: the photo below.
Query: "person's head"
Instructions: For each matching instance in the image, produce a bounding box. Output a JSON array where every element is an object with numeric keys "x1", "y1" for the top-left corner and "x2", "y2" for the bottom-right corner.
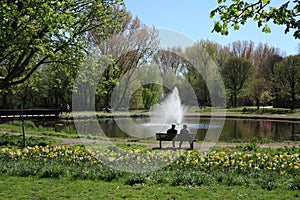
[
  {"x1": 171, "y1": 124, "x2": 176, "y2": 129},
  {"x1": 183, "y1": 124, "x2": 188, "y2": 129}
]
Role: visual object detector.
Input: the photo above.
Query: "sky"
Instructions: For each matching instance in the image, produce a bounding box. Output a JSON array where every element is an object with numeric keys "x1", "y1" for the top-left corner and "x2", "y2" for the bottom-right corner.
[{"x1": 123, "y1": 0, "x2": 299, "y2": 56}]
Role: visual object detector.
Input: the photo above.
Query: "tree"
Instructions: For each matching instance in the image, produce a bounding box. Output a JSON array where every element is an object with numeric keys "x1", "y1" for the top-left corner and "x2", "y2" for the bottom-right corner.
[
  {"x1": 249, "y1": 43, "x2": 281, "y2": 109},
  {"x1": 210, "y1": 0, "x2": 300, "y2": 39},
  {"x1": 248, "y1": 77, "x2": 266, "y2": 109},
  {"x1": 185, "y1": 41, "x2": 216, "y2": 106},
  {"x1": 274, "y1": 55, "x2": 300, "y2": 109},
  {"x1": 142, "y1": 87, "x2": 159, "y2": 110},
  {"x1": 135, "y1": 65, "x2": 164, "y2": 110},
  {"x1": 130, "y1": 87, "x2": 144, "y2": 110},
  {"x1": 0, "y1": 0, "x2": 125, "y2": 89},
  {"x1": 153, "y1": 47, "x2": 192, "y2": 94},
  {"x1": 93, "y1": 14, "x2": 159, "y2": 108},
  {"x1": 221, "y1": 57, "x2": 253, "y2": 107},
  {"x1": 228, "y1": 40, "x2": 254, "y2": 60}
]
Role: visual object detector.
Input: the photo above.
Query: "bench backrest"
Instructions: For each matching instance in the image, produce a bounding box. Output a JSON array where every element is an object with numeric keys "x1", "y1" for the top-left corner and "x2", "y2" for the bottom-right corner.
[
  {"x1": 175, "y1": 134, "x2": 196, "y2": 141},
  {"x1": 156, "y1": 132, "x2": 176, "y2": 140}
]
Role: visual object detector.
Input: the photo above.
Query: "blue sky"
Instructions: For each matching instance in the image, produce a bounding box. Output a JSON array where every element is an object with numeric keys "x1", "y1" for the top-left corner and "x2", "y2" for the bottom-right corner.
[{"x1": 123, "y1": 0, "x2": 299, "y2": 56}]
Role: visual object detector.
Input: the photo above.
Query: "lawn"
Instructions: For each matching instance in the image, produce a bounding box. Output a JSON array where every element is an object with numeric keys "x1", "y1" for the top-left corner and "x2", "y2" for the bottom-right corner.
[{"x1": 1, "y1": 176, "x2": 300, "y2": 200}]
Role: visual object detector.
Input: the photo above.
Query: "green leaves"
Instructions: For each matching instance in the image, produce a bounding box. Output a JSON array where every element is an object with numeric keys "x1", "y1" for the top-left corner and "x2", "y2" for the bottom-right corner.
[
  {"x1": 217, "y1": 0, "x2": 227, "y2": 4},
  {"x1": 262, "y1": 24, "x2": 271, "y2": 33},
  {"x1": 0, "y1": 0, "x2": 125, "y2": 89},
  {"x1": 262, "y1": 0, "x2": 270, "y2": 5},
  {"x1": 233, "y1": 23, "x2": 240, "y2": 30},
  {"x1": 210, "y1": 0, "x2": 300, "y2": 39},
  {"x1": 214, "y1": 22, "x2": 222, "y2": 32},
  {"x1": 213, "y1": 21, "x2": 229, "y2": 35}
]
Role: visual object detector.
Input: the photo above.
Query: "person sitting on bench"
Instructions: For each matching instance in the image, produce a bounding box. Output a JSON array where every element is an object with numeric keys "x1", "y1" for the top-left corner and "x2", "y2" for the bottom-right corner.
[
  {"x1": 179, "y1": 124, "x2": 190, "y2": 149},
  {"x1": 167, "y1": 124, "x2": 178, "y2": 147}
]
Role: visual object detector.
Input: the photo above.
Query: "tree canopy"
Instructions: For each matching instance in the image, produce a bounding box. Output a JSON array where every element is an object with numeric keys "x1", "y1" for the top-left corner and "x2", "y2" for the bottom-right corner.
[
  {"x1": 221, "y1": 57, "x2": 253, "y2": 107},
  {"x1": 0, "y1": 0, "x2": 125, "y2": 89},
  {"x1": 210, "y1": 0, "x2": 300, "y2": 39}
]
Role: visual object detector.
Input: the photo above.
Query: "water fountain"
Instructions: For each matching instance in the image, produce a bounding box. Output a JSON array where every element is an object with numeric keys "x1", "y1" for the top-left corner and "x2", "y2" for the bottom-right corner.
[
  {"x1": 144, "y1": 87, "x2": 214, "y2": 132},
  {"x1": 150, "y1": 87, "x2": 185, "y2": 125},
  {"x1": 117, "y1": 86, "x2": 215, "y2": 138}
]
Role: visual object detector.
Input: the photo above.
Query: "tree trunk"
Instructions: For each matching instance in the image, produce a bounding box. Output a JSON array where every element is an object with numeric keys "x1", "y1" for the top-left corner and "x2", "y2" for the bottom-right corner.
[
  {"x1": 234, "y1": 92, "x2": 237, "y2": 107},
  {"x1": 256, "y1": 98, "x2": 260, "y2": 110}
]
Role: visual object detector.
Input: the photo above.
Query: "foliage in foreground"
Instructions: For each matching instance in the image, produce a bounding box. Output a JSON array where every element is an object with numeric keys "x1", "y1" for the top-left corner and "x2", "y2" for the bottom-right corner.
[{"x1": 0, "y1": 145, "x2": 299, "y2": 191}]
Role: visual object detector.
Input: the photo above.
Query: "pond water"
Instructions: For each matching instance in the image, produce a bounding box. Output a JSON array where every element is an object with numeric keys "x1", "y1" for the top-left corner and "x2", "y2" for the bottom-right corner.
[{"x1": 46, "y1": 117, "x2": 300, "y2": 142}]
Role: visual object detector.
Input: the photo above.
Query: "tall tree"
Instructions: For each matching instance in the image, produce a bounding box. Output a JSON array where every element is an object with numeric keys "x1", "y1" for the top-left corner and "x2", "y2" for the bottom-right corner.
[
  {"x1": 274, "y1": 55, "x2": 300, "y2": 109},
  {"x1": 210, "y1": 0, "x2": 300, "y2": 39},
  {"x1": 154, "y1": 47, "x2": 185, "y2": 79},
  {"x1": 221, "y1": 57, "x2": 254, "y2": 107},
  {"x1": 153, "y1": 47, "x2": 190, "y2": 93},
  {"x1": 249, "y1": 43, "x2": 281, "y2": 109},
  {"x1": 0, "y1": 0, "x2": 125, "y2": 89},
  {"x1": 135, "y1": 65, "x2": 164, "y2": 110},
  {"x1": 93, "y1": 14, "x2": 159, "y2": 108},
  {"x1": 228, "y1": 40, "x2": 254, "y2": 61},
  {"x1": 185, "y1": 41, "x2": 217, "y2": 106}
]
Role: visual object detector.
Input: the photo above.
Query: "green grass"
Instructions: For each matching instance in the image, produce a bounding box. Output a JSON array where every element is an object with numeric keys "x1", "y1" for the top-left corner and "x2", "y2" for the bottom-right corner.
[
  {"x1": 0, "y1": 176, "x2": 299, "y2": 200},
  {"x1": 0, "y1": 120, "x2": 79, "y2": 138},
  {"x1": 0, "y1": 133, "x2": 61, "y2": 148},
  {"x1": 224, "y1": 106, "x2": 300, "y2": 116}
]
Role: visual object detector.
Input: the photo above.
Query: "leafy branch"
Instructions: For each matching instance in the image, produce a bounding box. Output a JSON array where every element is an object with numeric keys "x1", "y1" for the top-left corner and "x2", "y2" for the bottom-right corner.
[{"x1": 210, "y1": 0, "x2": 300, "y2": 39}]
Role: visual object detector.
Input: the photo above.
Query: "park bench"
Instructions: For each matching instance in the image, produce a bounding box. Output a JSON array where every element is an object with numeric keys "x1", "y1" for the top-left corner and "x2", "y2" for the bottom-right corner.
[{"x1": 156, "y1": 133, "x2": 197, "y2": 150}]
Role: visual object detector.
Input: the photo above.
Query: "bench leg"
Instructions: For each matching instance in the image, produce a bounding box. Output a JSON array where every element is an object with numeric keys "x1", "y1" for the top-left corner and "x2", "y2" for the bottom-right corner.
[
  {"x1": 190, "y1": 142, "x2": 194, "y2": 150},
  {"x1": 159, "y1": 140, "x2": 162, "y2": 149},
  {"x1": 179, "y1": 140, "x2": 183, "y2": 149}
]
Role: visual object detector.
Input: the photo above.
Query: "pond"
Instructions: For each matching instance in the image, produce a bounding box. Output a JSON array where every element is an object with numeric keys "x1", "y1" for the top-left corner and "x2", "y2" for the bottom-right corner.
[{"x1": 48, "y1": 117, "x2": 300, "y2": 142}]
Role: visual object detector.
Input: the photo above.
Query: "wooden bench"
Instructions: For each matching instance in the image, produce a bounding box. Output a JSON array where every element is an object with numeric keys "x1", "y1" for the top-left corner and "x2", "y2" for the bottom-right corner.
[{"x1": 156, "y1": 133, "x2": 197, "y2": 150}]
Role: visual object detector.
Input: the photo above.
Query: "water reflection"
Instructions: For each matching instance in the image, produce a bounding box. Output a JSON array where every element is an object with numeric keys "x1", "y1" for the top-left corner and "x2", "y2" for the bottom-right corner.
[
  {"x1": 95, "y1": 117, "x2": 300, "y2": 142},
  {"x1": 217, "y1": 118, "x2": 300, "y2": 142},
  {"x1": 30, "y1": 117, "x2": 300, "y2": 142}
]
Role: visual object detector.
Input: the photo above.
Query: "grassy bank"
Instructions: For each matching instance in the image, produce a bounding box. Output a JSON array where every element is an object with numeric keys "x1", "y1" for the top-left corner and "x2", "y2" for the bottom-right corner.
[{"x1": 1, "y1": 176, "x2": 300, "y2": 200}]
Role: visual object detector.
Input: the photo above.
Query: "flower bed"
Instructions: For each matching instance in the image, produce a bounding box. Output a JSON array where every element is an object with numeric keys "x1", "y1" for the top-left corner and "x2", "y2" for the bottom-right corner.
[{"x1": 1, "y1": 145, "x2": 300, "y2": 190}]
